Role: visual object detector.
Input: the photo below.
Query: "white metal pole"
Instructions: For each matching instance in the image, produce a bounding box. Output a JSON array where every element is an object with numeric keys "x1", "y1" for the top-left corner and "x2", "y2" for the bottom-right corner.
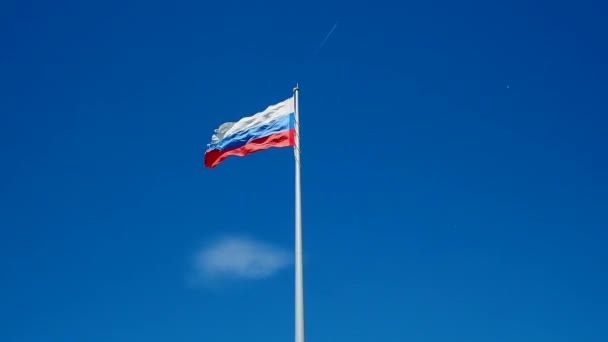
[{"x1": 293, "y1": 84, "x2": 304, "y2": 342}]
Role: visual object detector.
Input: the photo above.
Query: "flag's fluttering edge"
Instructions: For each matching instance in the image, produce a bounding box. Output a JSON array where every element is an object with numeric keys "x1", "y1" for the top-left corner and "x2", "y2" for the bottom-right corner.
[{"x1": 204, "y1": 96, "x2": 295, "y2": 168}]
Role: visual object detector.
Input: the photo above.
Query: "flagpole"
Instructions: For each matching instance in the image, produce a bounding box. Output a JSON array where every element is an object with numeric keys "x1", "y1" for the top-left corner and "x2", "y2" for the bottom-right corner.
[{"x1": 293, "y1": 84, "x2": 305, "y2": 342}]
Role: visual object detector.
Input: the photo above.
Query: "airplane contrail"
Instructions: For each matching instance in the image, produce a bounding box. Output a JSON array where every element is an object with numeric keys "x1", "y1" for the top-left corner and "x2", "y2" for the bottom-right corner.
[{"x1": 317, "y1": 21, "x2": 339, "y2": 52}]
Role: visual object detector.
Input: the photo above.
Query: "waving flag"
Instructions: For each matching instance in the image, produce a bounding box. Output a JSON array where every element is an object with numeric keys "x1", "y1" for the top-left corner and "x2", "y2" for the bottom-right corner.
[{"x1": 204, "y1": 96, "x2": 295, "y2": 168}]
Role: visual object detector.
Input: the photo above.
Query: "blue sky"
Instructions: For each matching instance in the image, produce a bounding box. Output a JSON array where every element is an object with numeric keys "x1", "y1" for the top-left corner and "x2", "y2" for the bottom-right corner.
[{"x1": 1, "y1": 0, "x2": 607, "y2": 341}]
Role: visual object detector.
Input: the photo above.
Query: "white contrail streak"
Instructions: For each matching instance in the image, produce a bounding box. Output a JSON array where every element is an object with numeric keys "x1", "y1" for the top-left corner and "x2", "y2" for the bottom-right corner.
[{"x1": 317, "y1": 21, "x2": 338, "y2": 52}]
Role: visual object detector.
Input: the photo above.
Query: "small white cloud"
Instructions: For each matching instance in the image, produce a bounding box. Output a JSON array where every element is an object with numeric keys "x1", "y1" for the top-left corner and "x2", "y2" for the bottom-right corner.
[{"x1": 193, "y1": 236, "x2": 291, "y2": 282}]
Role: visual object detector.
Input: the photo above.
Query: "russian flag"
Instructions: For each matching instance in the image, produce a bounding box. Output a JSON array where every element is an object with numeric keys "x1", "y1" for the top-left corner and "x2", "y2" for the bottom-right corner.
[{"x1": 204, "y1": 96, "x2": 295, "y2": 168}]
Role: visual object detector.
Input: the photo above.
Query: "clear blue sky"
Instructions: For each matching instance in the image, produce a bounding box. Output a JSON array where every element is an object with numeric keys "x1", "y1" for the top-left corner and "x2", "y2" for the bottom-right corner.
[{"x1": 1, "y1": 0, "x2": 607, "y2": 341}]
